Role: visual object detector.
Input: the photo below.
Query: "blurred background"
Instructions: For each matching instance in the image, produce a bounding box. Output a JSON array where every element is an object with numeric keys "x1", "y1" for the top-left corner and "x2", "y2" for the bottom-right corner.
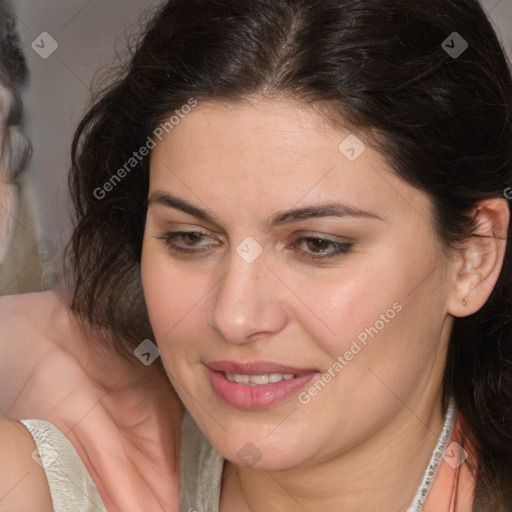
[
  {"x1": 0, "y1": 0, "x2": 511, "y2": 295},
  {"x1": 0, "y1": 0, "x2": 162, "y2": 294}
]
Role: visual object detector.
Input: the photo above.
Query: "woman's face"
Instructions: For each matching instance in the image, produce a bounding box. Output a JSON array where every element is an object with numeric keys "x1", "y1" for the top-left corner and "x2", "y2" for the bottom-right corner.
[{"x1": 141, "y1": 98, "x2": 457, "y2": 470}]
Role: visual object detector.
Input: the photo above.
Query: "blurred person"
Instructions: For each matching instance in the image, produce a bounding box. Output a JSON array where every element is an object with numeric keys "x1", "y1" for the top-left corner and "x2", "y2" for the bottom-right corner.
[{"x1": 0, "y1": 1, "x2": 45, "y2": 295}]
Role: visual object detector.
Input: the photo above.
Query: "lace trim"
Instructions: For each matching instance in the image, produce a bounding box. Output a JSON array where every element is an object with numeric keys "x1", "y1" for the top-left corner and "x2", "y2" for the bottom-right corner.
[{"x1": 406, "y1": 398, "x2": 458, "y2": 512}]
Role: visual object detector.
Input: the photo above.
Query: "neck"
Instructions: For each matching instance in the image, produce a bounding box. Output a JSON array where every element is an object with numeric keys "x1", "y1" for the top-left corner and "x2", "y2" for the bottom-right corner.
[{"x1": 222, "y1": 394, "x2": 445, "y2": 512}]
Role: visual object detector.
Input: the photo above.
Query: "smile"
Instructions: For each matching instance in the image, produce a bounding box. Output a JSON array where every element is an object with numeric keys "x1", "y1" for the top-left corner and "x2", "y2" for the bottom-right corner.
[{"x1": 206, "y1": 361, "x2": 319, "y2": 409}]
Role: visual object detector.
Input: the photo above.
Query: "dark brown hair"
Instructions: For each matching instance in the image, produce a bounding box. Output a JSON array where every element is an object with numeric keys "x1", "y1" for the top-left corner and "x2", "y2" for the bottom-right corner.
[{"x1": 66, "y1": 0, "x2": 512, "y2": 507}]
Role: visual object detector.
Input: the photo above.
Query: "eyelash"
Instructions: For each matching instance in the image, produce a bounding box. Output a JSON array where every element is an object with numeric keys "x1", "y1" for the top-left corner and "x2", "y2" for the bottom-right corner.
[{"x1": 156, "y1": 231, "x2": 354, "y2": 262}]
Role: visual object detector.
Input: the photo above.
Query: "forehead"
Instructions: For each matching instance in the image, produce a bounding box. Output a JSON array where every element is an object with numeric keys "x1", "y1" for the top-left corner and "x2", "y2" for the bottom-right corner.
[
  {"x1": 152, "y1": 98, "x2": 340, "y2": 163},
  {"x1": 151, "y1": 98, "x2": 366, "y2": 184},
  {"x1": 148, "y1": 98, "x2": 430, "y2": 226}
]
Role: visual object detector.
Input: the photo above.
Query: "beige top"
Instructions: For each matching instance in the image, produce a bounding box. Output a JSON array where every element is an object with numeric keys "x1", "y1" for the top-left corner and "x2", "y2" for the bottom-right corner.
[{"x1": 20, "y1": 419, "x2": 107, "y2": 512}]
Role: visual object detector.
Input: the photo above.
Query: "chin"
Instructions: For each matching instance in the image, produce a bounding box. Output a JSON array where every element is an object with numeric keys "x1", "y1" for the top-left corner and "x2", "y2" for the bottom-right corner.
[{"x1": 207, "y1": 427, "x2": 315, "y2": 472}]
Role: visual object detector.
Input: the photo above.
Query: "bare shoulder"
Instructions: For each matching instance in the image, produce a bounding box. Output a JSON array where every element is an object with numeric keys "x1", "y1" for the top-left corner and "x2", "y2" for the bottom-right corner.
[
  {"x1": 0, "y1": 418, "x2": 53, "y2": 512},
  {"x1": 0, "y1": 291, "x2": 58, "y2": 340},
  {"x1": 0, "y1": 292, "x2": 59, "y2": 407}
]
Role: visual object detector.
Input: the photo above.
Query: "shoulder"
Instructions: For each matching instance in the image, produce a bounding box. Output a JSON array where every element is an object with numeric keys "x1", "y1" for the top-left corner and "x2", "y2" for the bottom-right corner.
[
  {"x1": 0, "y1": 291, "x2": 58, "y2": 345},
  {"x1": 0, "y1": 292, "x2": 61, "y2": 412},
  {"x1": 0, "y1": 290, "x2": 55, "y2": 322},
  {"x1": 0, "y1": 418, "x2": 53, "y2": 511}
]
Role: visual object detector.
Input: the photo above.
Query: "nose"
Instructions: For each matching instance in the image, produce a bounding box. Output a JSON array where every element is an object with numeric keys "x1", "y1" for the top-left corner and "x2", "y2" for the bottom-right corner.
[{"x1": 208, "y1": 246, "x2": 288, "y2": 345}]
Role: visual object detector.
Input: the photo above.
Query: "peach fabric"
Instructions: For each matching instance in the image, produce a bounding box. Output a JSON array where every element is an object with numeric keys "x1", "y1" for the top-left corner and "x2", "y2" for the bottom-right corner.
[{"x1": 423, "y1": 412, "x2": 476, "y2": 512}]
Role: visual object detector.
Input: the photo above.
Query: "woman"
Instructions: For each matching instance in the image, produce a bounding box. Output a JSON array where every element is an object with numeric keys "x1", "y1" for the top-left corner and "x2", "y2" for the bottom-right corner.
[
  {"x1": 0, "y1": 0, "x2": 41, "y2": 295},
  {"x1": 1, "y1": 0, "x2": 511, "y2": 510}
]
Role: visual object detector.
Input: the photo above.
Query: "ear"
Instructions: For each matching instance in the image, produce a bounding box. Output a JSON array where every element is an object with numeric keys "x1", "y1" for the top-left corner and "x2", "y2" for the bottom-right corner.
[{"x1": 447, "y1": 198, "x2": 510, "y2": 318}]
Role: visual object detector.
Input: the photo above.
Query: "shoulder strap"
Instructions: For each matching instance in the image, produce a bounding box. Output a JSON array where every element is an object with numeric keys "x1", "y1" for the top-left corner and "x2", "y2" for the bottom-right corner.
[{"x1": 19, "y1": 419, "x2": 107, "y2": 512}]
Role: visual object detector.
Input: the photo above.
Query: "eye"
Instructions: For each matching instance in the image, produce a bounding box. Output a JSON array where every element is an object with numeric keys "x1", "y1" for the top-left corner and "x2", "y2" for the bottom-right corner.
[
  {"x1": 156, "y1": 230, "x2": 218, "y2": 254},
  {"x1": 155, "y1": 231, "x2": 354, "y2": 261},
  {"x1": 290, "y1": 236, "x2": 354, "y2": 261}
]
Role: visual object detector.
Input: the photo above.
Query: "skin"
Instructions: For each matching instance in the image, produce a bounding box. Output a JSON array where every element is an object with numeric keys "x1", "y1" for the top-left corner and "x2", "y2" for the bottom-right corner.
[
  {"x1": 0, "y1": 287, "x2": 182, "y2": 512},
  {"x1": 141, "y1": 97, "x2": 509, "y2": 511},
  {"x1": 0, "y1": 419, "x2": 54, "y2": 511}
]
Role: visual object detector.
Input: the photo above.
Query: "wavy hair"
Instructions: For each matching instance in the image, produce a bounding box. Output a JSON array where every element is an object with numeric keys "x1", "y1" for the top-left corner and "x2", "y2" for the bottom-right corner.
[{"x1": 66, "y1": 0, "x2": 512, "y2": 506}]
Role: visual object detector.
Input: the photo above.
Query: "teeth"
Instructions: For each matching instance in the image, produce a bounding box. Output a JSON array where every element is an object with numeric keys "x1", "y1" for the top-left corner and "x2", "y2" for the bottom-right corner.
[
  {"x1": 250, "y1": 374, "x2": 269, "y2": 385},
  {"x1": 224, "y1": 372, "x2": 297, "y2": 385}
]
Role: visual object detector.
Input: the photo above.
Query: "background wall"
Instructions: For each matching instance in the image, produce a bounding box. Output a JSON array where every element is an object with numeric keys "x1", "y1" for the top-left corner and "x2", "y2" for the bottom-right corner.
[
  {"x1": 7, "y1": 0, "x2": 512, "y2": 287},
  {"x1": 14, "y1": 0, "x2": 163, "y2": 277}
]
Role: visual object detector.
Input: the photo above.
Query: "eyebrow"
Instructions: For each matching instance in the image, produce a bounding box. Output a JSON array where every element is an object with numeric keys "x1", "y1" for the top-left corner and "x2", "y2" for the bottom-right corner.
[{"x1": 148, "y1": 192, "x2": 383, "y2": 228}]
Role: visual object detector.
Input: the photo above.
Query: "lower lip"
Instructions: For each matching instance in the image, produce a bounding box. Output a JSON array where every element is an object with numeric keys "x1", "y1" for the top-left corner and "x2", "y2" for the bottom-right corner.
[{"x1": 207, "y1": 368, "x2": 319, "y2": 409}]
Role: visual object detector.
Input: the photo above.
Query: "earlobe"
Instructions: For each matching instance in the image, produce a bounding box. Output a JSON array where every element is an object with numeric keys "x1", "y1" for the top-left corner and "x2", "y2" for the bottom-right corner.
[{"x1": 447, "y1": 198, "x2": 510, "y2": 318}]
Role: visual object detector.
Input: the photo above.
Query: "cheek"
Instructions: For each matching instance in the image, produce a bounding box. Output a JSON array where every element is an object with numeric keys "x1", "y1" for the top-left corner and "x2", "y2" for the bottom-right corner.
[
  {"x1": 303, "y1": 247, "x2": 447, "y2": 377},
  {"x1": 291, "y1": 256, "x2": 406, "y2": 346},
  {"x1": 304, "y1": 288, "x2": 404, "y2": 379},
  {"x1": 140, "y1": 239, "x2": 213, "y2": 349}
]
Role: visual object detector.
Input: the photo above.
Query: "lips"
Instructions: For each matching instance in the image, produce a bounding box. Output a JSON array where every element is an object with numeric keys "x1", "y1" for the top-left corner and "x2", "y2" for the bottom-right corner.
[{"x1": 205, "y1": 360, "x2": 320, "y2": 409}]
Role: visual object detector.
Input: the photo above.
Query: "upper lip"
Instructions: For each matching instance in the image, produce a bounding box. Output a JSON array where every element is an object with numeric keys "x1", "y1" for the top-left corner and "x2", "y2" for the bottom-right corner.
[{"x1": 205, "y1": 360, "x2": 319, "y2": 375}]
